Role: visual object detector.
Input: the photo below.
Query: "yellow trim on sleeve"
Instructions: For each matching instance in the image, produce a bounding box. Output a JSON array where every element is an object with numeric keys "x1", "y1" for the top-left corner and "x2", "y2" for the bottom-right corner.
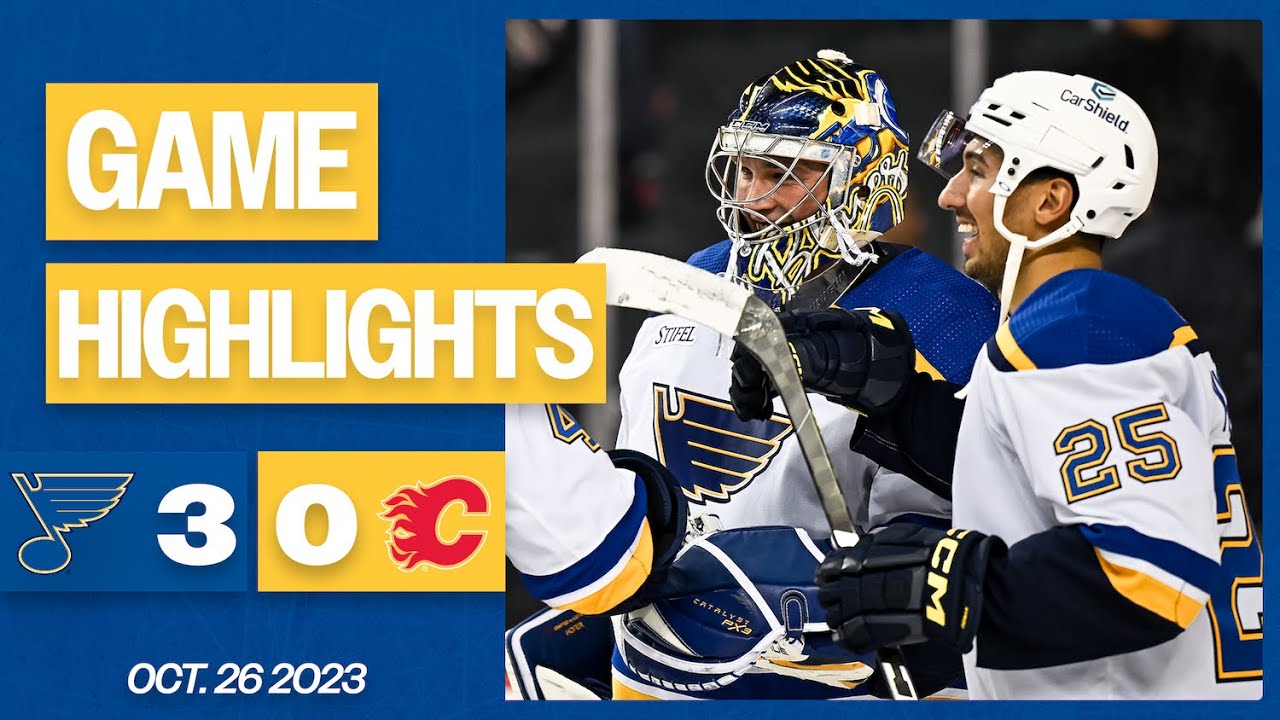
[
  {"x1": 612, "y1": 677, "x2": 662, "y2": 700},
  {"x1": 995, "y1": 323, "x2": 1037, "y2": 371},
  {"x1": 1094, "y1": 549, "x2": 1205, "y2": 629},
  {"x1": 1170, "y1": 325, "x2": 1199, "y2": 348},
  {"x1": 914, "y1": 350, "x2": 945, "y2": 380},
  {"x1": 557, "y1": 519, "x2": 654, "y2": 615}
]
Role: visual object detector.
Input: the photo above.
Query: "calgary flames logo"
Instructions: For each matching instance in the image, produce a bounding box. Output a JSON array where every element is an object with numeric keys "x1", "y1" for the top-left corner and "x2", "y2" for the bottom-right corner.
[{"x1": 378, "y1": 476, "x2": 490, "y2": 572}]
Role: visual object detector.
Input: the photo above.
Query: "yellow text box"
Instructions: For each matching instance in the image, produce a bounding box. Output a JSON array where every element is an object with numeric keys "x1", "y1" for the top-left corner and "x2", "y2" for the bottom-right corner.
[
  {"x1": 257, "y1": 451, "x2": 504, "y2": 592},
  {"x1": 47, "y1": 83, "x2": 378, "y2": 240},
  {"x1": 46, "y1": 263, "x2": 605, "y2": 404}
]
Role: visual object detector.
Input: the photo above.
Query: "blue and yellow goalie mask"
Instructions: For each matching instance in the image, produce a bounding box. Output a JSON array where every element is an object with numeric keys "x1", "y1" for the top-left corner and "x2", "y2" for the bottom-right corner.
[{"x1": 705, "y1": 50, "x2": 910, "y2": 304}]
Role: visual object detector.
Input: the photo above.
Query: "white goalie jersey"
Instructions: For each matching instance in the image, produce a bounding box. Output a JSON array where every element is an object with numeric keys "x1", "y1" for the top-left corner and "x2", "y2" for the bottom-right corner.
[{"x1": 953, "y1": 269, "x2": 1262, "y2": 699}]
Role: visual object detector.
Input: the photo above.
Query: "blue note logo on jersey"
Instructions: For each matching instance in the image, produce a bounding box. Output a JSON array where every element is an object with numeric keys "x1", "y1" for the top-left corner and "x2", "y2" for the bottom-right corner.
[
  {"x1": 11, "y1": 472, "x2": 132, "y2": 574},
  {"x1": 651, "y1": 385, "x2": 793, "y2": 503}
]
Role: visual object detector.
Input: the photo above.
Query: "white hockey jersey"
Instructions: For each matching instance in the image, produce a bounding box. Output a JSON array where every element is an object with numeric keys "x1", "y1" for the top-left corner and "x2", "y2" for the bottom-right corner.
[
  {"x1": 506, "y1": 403, "x2": 654, "y2": 614},
  {"x1": 953, "y1": 269, "x2": 1262, "y2": 699}
]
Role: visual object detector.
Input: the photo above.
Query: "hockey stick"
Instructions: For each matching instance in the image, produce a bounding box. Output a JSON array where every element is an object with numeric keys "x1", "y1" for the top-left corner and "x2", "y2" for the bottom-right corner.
[{"x1": 578, "y1": 247, "x2": 919, "y2": 701}]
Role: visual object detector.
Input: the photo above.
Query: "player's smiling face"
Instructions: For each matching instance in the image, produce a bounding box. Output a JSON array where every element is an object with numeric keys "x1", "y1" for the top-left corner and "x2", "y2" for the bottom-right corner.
[
  {"x1": 735, "y1": 155, "x2": 830, "y2": 231},
  {"x1": 937, "y1": 137, "x2": 1008, "y2": 293}
]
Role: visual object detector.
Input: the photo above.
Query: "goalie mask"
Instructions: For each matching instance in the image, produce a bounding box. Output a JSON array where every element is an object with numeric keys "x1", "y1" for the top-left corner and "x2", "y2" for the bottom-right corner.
[{"x1": 706, "y1": 50, "x2": 910, "y2": 305}]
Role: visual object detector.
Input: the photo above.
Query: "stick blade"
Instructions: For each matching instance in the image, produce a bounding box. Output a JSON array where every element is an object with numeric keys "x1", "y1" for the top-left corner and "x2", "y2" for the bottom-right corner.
[{"x1": 577, "y1": 247, "x2": 750, "y2": 337}]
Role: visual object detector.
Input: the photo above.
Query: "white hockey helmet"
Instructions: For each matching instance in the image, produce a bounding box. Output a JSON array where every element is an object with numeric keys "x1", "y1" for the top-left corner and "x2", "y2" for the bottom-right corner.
[{"x1": 920, "y1": 71, "x2": 1158, "y2": 318}]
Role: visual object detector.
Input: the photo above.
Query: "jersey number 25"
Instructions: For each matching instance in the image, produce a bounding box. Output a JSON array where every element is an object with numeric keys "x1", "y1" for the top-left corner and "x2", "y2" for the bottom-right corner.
[{"x1": 1054, "y1": 402, "x2": 1180, "y2": 503}]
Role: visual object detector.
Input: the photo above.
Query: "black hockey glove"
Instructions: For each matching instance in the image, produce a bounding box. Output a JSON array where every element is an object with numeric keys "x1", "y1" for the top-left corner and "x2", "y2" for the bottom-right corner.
[
  {"x1": 728, "y1": 307, "x2": 916, "y2": 422},
  {"x1": 815, "y1": 524, "x2": 1006, "y2": 655}
]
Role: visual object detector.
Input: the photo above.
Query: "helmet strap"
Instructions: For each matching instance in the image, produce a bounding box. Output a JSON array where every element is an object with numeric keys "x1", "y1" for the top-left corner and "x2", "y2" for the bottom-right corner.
[
  {"x1": 992, "y1": 192, "x2": 1087, "y2": 320},
  {"x1": 992, "y1": 193, "x2": 1028, "y2": 322}
]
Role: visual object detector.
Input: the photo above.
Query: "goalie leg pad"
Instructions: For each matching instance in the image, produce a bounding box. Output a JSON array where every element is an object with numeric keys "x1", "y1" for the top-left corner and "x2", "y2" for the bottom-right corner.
[{"x1": 506, "y1": 607, "x2": 615, "y2": 699}]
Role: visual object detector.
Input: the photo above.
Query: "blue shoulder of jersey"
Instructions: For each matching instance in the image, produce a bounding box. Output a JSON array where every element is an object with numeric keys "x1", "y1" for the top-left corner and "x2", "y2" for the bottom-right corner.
[
  {"x1": 836, "y1": 247, "x2": 999, "y2": 385},
  {"x1": 988, "y1": 269, "x2": 1203, "y2": 373},
  {"x1": 686, "y1": 239, "x2": 733, "y2": 273}
]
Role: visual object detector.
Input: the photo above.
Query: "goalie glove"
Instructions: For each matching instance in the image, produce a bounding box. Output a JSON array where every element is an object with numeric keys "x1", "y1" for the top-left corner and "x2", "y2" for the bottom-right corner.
[
  {"x1": 816, "y1": 523, "x2": 1006, "y2": 655},
  {"x1": 729, "y1": 307, "x2": 915, "y2": 422}
]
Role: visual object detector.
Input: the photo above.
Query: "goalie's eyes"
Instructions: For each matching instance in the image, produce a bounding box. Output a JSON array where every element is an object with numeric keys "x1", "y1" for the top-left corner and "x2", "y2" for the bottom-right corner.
[
  {"x1": 737, "y1": 162, "x2": 788, "y2": 182},
  {"x1": 738, "y1": 168, "x2": 777, "y2": 185}
]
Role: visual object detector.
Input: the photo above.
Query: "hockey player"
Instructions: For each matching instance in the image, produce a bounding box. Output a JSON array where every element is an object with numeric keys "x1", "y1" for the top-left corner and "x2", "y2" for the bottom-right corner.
[
  {"x1": 621, "y1": 49, "x2": 995, "y2": 547},
  {"x1": 737, "y1": 71, "x2": 1262, "y2": 699},
  {"x1": 602, "y1": 51, "x2": 998, "y2": 699}
]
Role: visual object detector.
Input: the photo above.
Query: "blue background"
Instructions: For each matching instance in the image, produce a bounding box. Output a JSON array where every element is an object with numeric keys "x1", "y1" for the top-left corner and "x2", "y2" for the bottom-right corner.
[{"x1": 0, "y1": 0, "x2": 1271, "y2": 717}]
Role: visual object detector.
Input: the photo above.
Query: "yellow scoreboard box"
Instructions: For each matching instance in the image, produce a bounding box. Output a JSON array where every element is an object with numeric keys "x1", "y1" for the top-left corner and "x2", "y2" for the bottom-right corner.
[{"x1": 257, "y1": 451, "x2": 504, "y2": 592}]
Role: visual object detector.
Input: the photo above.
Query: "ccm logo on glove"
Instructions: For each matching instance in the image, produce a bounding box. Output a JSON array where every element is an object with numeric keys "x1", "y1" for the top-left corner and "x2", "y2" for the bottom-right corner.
[{"x1": 926, "y1": 531, "x2": 967, "y2": 629}]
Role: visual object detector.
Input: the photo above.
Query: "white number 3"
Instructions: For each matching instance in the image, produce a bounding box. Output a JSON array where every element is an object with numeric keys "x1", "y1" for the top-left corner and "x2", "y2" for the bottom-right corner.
[{"x1": 156, "y1": 484, "x2": 237, "y2": 566}]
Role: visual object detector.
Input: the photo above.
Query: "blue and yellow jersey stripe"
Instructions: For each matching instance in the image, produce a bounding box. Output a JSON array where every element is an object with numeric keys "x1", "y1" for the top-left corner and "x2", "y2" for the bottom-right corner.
[
  {"x1": 1093, "y1": 549, "x2": 1207, "y2": 628},
  {"x1": 519, "y1": 477, "x2": 654, "y2": 615},
  {"x1": 987, "y1": 269, "x2": 1202, "y2": 372},
  {"x1": 1080, "y1": 524, "x2": 1218, "y2": 628},
  {"x1": 988, "y1": 322, "x2": 1036, "y2": 372},
  {"x1": 552, "y1": 520, "x2": 653, "y2": 615}
]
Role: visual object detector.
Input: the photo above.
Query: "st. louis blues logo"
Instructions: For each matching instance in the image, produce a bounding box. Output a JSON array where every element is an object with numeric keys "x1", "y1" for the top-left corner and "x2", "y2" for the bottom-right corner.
[
  {"x1": 11, "y1": 472, "x2": 132, "y2": 574},
  {"x1": 652, "y1": 385, "x2": 793, "y2": 503}
]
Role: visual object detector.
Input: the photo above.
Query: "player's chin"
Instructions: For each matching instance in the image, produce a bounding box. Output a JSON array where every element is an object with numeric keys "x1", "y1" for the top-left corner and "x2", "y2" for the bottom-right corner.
[{"x1": 964, "y1": 257, "x2": 999, "y2": 293}]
